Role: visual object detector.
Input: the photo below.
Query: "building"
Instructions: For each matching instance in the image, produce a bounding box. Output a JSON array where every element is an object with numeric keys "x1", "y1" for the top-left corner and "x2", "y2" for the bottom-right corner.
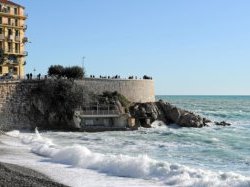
[
  {"x1": 0, "y1": 0, "x2": 27, "y2": 79},
  {"x1": 72, "y1": 102, "x2": 136, "y2": 131}
]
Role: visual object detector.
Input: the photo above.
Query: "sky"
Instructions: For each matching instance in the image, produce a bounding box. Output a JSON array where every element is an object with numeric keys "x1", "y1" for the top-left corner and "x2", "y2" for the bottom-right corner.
[{"x1": 15, "y1": 0, "x2": 250, "y2": 95}]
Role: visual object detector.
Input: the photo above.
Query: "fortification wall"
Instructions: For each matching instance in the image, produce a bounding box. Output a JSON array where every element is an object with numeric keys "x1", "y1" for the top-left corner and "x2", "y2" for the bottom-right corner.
[
  {"x1": 0, "y1": 81, "x2": 37, "y2": 131},
  {"x1": 75, "y1": 78, "x2": 155, "y2": 103},
  {"x1": 0, "y1": 79, "x2": 155, "y2": 130}
]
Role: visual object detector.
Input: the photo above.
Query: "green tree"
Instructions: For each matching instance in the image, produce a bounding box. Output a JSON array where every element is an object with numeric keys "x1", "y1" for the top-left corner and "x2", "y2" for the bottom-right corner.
[
  {"x1": 64, "y1": 66, "x2": 84, "y2": 79},
  {"x1": 48, "y1": 65, "x2": 64, "y2": 78}
]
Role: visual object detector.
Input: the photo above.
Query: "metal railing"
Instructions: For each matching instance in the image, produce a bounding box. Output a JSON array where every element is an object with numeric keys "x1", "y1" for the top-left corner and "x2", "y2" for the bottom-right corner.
[
  {"x1": 80, "y1": 110, "x2": 119, "y2": 116},
  {"x1": 78, "y1": 103, "x2": 120, "y2": 116}
]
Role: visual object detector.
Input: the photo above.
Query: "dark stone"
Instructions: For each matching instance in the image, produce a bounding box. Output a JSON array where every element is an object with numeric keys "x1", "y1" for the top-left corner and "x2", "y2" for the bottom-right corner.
[
  {"x1": 215, "y1": 121, "x2": 231, "y2": 126},
  {"x1": 129, "y1": 101, "x2": 225, "y2": 128}
]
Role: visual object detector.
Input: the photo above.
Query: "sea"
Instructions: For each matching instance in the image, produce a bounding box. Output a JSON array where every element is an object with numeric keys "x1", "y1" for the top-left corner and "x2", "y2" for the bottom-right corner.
[{"x1": 0, "y1": 96, "x2": 250, "y2": 187}]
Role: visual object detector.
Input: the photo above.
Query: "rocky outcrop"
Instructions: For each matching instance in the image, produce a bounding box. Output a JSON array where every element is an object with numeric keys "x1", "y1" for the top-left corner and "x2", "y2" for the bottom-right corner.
[
  {"x1": 129, "y1": 100, "x2": 230, "y2": 128},
  {"x1": 215, "y1": 121, "x2": 231, "y2": 126}
]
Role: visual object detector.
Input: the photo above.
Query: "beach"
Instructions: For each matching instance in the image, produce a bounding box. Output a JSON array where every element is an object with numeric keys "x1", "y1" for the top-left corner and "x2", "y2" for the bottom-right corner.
[
  {"x1": 0, "y1": 96, "x2": 250, "y2": 187},
  {"x1": 0, "y1": 135, "x2": 66, "y2": 187}
]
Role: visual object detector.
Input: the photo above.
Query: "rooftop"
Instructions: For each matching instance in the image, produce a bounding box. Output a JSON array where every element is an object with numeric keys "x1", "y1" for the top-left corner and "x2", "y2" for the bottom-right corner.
[{"x1": 0, "y1": 0, "x2": 24, "y2": 8}]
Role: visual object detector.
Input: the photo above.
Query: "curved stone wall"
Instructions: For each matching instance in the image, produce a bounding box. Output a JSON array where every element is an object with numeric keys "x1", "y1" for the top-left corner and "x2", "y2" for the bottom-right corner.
[
  {"x1": 0, "y1": 79, "x2": 155, "y2": 130},
  {"x1": 75, "y1": 78, "x2": 155, "y2": 103}
]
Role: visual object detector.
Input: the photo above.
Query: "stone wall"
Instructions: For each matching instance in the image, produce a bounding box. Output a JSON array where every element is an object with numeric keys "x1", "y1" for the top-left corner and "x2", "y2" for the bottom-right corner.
[
  {"x1": 0, "y1": 81, "x2": 39, "y2": 131},
  {"x1": 0, "y1": 79, "x2": 155, "y2": 130},
  {"x1": 75, "y1": 78, "x2": 155, "y2": 103}
]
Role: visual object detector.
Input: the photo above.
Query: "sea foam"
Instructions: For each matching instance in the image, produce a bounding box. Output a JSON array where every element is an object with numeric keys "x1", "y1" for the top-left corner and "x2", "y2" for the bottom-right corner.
[{"x1": 6, "y1": 130, "x2": 250, "y2": 187}]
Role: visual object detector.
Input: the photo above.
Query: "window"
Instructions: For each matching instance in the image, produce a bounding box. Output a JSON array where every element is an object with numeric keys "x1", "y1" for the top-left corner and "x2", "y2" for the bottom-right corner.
[
  {"x1": 0, "y1": 28, "x2": 2, "y2": 34},
  {"x1": 7, "y1": 6, "x2": 10, "y2": 13},
  {"x1": 14, "y1": 8, "x2": 18, "y2": 15},
  {"x1": 9, "y1": 67, "x2": 13, "y2": 73},
  {"x1": 0, "y1": 17, "x2": 2, "y2": 24},
  {"x1": 0, "y1": 41, "x2": 3, "y2": 50},
  {"x1": 8, "y1": 18, "x2": 11, "y2": 25},
  {"x1": 0, "y1": 66, "x2": 2, "y2": 74},
  {"x1": 15, "y1": 43, "x2": 19, "y2": 53},
  {"x1": 13, "y1": 67, "x2": 18, "y2": 75},
  {"x1": 8, "y1": 42, "x2": 11, "y2": 52},
  {"x1": 15, "y1": 30, "x2": 19, "y2": 37},
  {"x1": 15, "y1": 19, "x2": 18, "y2": 26},
  {"x1": 8, "y1": 29, "x2": 12, "y2": 36}
]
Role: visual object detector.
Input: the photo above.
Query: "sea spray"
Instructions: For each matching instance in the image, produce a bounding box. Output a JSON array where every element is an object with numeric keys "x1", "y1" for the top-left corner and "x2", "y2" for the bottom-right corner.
[{"x1": 5, "y1": 129, "x2": 250, "y2": 187}]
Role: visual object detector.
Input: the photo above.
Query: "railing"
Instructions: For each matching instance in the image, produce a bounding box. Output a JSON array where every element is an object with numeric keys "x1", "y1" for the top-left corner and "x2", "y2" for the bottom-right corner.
[
  {"x1": 0, "y1": 34, "x2": 4, "y2": 40},
  {"x1": 77, "y1": 103, "x2": 120, "y2": 116},
  {"x1": 23, "y1": 37, "x2": 28, "y2": 43},
  {"x1": 0, "y1": 9, "x2": 27, "y2": 18},
  {"x1": 22, "y1": 51, "x2": 28, "y2": 56},
  {"x1": 8, "y1": 35, "x2": 14, "y2": 40},
  {"x1": 80, "y1": 110, "x2": 119, "y2": 116},
  {"x1": 0, "y1": 8, "x2": 10, "y2": 14},
  {"x1": 15, "y1": 36, "x2": 20, "y2": 41},
  {"x1": 22, "y1": 25, "x2": 27, "y2": 30}
]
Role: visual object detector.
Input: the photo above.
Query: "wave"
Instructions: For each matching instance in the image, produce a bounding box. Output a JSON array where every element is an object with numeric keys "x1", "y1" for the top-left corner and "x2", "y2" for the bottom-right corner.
[{"x1": 6, "y1": 130, "x2": 250, "y2": 187}]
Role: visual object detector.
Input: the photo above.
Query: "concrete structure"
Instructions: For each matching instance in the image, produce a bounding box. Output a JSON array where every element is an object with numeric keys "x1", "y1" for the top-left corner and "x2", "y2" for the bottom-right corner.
[
  {"x1": 75, "y1": 78, "x2": 155, "y2": 103},
  {"x1": 73, "y1": 103, "x2": 130, "y2": 131},
  {"x1": 0, "y1": 0, "x2": 27, "y2": 78}
]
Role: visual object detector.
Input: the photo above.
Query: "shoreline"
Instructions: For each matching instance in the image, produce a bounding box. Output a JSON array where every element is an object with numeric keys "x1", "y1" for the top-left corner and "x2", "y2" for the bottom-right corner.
[
  {"x1": 0, "y1": 162, "x2": 67, "y2": 187},
  {"x1": 0, "y1": 134, "x2": 67, "y2": 187}
]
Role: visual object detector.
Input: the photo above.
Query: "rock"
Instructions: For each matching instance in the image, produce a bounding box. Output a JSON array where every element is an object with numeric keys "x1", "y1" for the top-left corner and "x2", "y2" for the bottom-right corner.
[
  {"x1": 215, "y1": 121, "x2": 231, "y2": 126},
  {"x1": 130, "y1": 101, "x2": 216, "y2": 128}
]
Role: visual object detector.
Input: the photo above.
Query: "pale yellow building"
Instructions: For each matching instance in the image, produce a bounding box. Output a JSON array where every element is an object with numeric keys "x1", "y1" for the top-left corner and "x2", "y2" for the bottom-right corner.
[{"x1": 0, "y1": 0, "x2": 27, "y2": 79}]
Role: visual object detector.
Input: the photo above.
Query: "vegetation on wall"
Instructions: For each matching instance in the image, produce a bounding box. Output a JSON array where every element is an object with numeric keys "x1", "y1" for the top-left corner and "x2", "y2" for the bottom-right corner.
[
  {"x1": 30, "y1": 79, "x2": 86, "y2": 129},
  {"x1": 102, "y1": 91, "x2": 130, "y2": 107}
]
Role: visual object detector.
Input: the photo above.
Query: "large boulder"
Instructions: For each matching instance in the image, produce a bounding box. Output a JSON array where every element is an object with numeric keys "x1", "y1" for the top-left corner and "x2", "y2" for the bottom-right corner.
[{"x1": 129, "y1": 100, "x2": 229, "y2": 128}]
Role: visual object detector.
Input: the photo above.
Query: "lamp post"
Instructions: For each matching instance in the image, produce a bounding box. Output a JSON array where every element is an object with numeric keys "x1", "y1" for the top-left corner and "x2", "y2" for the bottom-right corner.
[
  {"x1": 82, "y1": 56, "x2": 85, "y2": 69},
  {"x1": 82, "y1": 56, "x2": 86, "y2": 77},
  {"x1": 33, "y1": 68, "x2": 36, "y2": 78}
]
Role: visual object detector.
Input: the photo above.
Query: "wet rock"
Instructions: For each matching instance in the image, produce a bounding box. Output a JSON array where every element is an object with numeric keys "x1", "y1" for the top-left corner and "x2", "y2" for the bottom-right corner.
[
  {"x1": 215, "y1": 121, "x2": 231, "y2": 126},
  {"x1": 130, "y1": 101, "x2": 216, "y2": 128}
]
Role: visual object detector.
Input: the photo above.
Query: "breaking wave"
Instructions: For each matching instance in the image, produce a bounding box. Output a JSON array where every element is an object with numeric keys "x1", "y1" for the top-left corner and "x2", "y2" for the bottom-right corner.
[{"x1": 5, "y1": 130, "x2": 250, "y2": 187}]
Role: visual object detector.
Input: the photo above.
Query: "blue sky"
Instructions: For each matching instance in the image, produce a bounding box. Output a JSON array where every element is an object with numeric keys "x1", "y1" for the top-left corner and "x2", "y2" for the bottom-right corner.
[{"x1": 16, "y1": 0, "x2": 250, "y2": 95}]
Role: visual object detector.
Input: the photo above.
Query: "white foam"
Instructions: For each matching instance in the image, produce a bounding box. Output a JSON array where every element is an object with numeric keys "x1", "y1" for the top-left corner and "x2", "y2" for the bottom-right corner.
[
  {"x1": 6, "y1": 130, "x2": 250, "y2": 187},
  {"x1": 151, "y1": 121, "x2": 167, "y2": 128},
  {"x1": 6, "y1": 130, "x2": 20, "y2": 137}
]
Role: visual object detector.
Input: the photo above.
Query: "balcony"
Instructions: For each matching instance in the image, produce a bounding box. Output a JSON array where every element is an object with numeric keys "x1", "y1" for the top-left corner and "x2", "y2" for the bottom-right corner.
[
  {"x1": 7, "y1": 49, "x2": 13, "y2": 53},
  {"x1": 0, "y1": 9, "x2": 27, "y2": 19},
  {"x1": 0, "y1": 8, "x2": 10, "y2": 14},
  {"x1": 8, "y1": 35, "x2": 14, "y2": 41},
  {"x1": 22, "y1": 51, "x2": 28, "y2": 56},
  {"x1": 21, "y1": 24, "x2": 27, "y2": 30},
  {"x1": 0, "y1": 34, "x2": 4, "y2": 40},
  {"x1": 15, "y1": 36, "x2": 20, "y2": 42},
  {"x1": 1, "y1": 49, "x2": 28, "y2": 57},
  {"x1": 22, "y1": 37, "x2": 28, "y2": 43}
]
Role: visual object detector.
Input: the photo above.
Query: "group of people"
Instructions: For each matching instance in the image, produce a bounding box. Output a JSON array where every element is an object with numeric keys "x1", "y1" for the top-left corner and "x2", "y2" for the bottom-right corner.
[
  {"x1": 89, "y1": 75, "x2": 122, "y2": 79},
  {"x1": 26, "y1": 73, "x2": 42, "y2": 80},
  {"x1": 89, "y1": 75, "x2": 153, "y2": 80}
]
